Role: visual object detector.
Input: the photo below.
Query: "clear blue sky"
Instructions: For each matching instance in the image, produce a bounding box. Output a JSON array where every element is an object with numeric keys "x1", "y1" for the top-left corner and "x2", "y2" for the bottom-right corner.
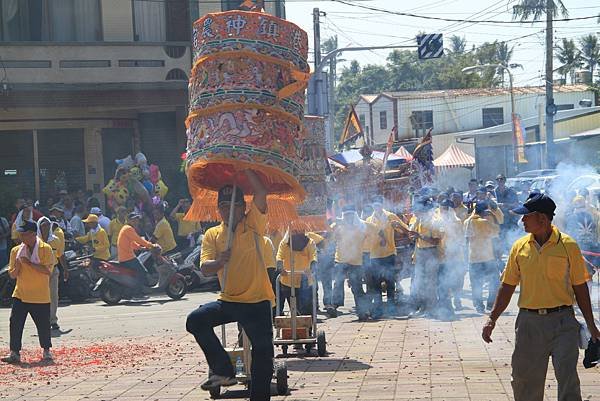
[{"x1": 285, "y1": 0, "x2": 600, "y2": 86}]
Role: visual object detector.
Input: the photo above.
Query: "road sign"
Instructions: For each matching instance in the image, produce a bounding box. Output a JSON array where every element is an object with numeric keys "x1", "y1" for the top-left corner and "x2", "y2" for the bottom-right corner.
[{"x1": 417, "y1": 34, "x2": 443, "y2": 60}]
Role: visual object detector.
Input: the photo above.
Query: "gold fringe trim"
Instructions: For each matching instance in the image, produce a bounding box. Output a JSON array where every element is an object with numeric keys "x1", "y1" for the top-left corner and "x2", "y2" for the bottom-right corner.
[
  {"x1": 184, "y1": 189, "x2": 301, "y2": 231},
  {"x1": 187, "y1": 159, "x2": 306, "y2": 203}
]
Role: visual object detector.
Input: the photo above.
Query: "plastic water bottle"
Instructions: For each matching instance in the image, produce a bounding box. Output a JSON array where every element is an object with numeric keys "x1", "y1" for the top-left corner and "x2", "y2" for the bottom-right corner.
[{"x1": 235, "y1": 357, "x2": 243, "y2": 376}]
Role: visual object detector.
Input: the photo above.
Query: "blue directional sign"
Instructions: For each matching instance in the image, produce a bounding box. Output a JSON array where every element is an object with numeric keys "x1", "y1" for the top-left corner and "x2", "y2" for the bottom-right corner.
[{"x1": 417, "y1": 34, "x2": 444, "y2": 60}]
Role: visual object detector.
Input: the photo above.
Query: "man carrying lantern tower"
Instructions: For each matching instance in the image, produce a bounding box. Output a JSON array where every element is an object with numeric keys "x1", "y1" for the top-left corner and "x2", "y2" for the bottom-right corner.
[{"x1": 183, "y1": 5, "x2": 314, "y2": 400}]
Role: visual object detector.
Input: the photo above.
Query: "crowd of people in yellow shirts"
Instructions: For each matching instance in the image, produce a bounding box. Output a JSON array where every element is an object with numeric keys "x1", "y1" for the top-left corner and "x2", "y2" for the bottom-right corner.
[{"x1": 1, "y1": 194, "x2": 203, "y2": 364}]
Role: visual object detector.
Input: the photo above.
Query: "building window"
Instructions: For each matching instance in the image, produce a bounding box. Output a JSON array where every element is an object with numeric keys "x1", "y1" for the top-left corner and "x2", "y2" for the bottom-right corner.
[
  {"x1": 359, "y1": 114, "x2": 366, "y2": 130},
  {"x1": 556, "y1": 104, "x2": 574, "y2": 111},
  {"x1": 221, "y1": 0, "x2": 244, "y2": 11},
  {"x1": 275, "y1": 0, "x2": 286, "y2": 18},
  {"x1": 482, "y1": 107, "x2": 504, "y2": 128},
  {"x1": 0, "y1": 0, "x2": 101, "y2": 42},
  {"x1": 133, "y1": 0, "x2": 166, "y2": 41},
  {"x1": 379, "y1": 111, "x2": 387, "y2": 130},
  {"x1": 410, "y1": 110, "x2": 433, "y2": 134}
]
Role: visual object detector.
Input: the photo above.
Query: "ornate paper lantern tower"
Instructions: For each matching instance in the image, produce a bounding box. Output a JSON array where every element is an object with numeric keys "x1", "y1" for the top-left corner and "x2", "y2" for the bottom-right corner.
[{"x1": 185, "y1": 10, "x2": 311, "y2": 225}]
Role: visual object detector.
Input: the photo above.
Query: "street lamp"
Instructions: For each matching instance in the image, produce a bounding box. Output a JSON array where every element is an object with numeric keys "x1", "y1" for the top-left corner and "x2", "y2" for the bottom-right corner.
[
  {"x1": 462, "y1": 63, "x2": 523, "y2": 176},
  {"x1": 309, "y1": 45, "x2": 417, "y2": 151}
]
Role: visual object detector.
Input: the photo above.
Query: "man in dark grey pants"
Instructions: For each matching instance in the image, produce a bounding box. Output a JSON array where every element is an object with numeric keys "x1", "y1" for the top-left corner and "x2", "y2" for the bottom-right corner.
[{"x1": 482, "y1": 193, "x2": 600, "y2": 401}]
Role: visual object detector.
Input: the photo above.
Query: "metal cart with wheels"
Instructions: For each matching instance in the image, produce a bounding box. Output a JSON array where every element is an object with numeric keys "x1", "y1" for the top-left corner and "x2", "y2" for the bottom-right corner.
[
  {"x1": 273, "y1": 267, "x2": 327, "y2": 357},
  {"x1": 208, "y1": 324, "x2": 289, "y2": 399}
]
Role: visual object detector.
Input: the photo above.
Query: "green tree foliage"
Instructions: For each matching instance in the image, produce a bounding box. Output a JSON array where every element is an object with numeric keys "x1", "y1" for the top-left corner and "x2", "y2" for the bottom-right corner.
[
  {"x1": 555, "y1": 38, "x2": 582, "y2": 84},
  {"x1": 512, "y1": 0, "x2": 568, "y2": 21},
  {"x1": 332, "y1": 39, "x2": 508, "y2": 142},
  {"x1": 579, "y1": 34, "x2": 600, "y2": 82}
]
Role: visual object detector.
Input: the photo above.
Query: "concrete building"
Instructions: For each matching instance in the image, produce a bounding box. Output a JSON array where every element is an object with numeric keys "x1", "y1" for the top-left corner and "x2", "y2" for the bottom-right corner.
[
  {"x1": 355, "y1": 85, "x2": 595, "y2": 148},
  {"x1": 0, "y1": 0, "x2": 285, "y2": 203}
]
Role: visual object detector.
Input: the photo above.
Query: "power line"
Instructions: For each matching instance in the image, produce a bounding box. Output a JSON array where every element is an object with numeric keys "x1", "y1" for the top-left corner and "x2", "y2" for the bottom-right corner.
[{"x1": 330, "y1": 0, "x2": 600, "y2": 24}]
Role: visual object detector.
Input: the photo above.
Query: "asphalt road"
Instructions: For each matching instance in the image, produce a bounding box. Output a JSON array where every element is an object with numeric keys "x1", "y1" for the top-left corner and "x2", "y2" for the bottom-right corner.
[{"x1": 0, "y1": 290, "x2": 220, "y2": 347}]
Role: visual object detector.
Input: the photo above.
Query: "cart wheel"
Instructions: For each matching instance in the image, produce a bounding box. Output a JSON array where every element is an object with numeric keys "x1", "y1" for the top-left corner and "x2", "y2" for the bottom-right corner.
[
  {"x1": 281, "y1": 345, "x2": 288, "y2": 355},
  {"x1": 274, "y1": 361, "x2": 288, "y2": 395},
  {"x1": 209, "y1": 386, "x2": 221, "y2": 399},
  {"x1": 317, "y1": 330, "x2": 327, "y2": 357}
]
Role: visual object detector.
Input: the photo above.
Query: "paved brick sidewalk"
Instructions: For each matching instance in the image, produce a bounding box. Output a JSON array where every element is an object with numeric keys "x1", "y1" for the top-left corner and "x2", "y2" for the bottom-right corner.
[{"x1": 1, "y1": 291, "x2": 599, "y2": 400}]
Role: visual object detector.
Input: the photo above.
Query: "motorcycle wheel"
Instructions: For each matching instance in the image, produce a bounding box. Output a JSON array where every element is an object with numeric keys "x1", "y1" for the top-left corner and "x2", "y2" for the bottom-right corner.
[
  {"x1": 0, "y1": 281, "x2": 15, "y2": 307},
  {"x1": 100, "y1": 283, "x2": 122, "y2": 305},
  {"x1": 67, "y1": 275, "x2": 92, "y2": 303},
  {"x1": 166, "y1": 275, "x2": 187, "y2": 300}
]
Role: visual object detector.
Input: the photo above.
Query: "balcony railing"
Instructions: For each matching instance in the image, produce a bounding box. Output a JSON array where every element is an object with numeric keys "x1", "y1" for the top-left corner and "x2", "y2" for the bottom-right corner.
[{"x1": 1, "y1": 42, "x2": 191, "y2": 85}]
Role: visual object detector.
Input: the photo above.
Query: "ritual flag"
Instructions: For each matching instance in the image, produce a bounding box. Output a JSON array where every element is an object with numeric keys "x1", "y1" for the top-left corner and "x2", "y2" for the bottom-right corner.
[
  {"x1": 512, "y1": 113, "x2": 528, "y2": 164},
  {"x1": 339, "y1": 105, "x2": 363, "y2": 146},
  {"x1": 381, "y1": 126, "x2": 397, "y2": 173}
]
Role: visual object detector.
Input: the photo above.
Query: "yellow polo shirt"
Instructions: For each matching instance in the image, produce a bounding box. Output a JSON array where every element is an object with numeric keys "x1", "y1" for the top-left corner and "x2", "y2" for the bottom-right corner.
[
  {"x1": 502, "y1": 226, "x2": 590, "y2": 309},
  {"x1": 435, "y1": 210, "x2": 464, "y2": 262},
  {"x1": 153, "y1": 218, "x2": 177, "y2": 254},
  {"x1": 200, "y1": 202, "x2": 274, "y2": 304},
  {"x1": 262, "y1": 236, "x2": 276, "y2": 269},
  {"x1": 332, "y1": 220, "x2": 374, "y2": 266},
  {"x1": 464, "y1": 214, "x2": 498, "y2": 263},
  {"x1": 174, "y1": 213, "x2": 201, "y2": 237},
  {"x1": 366, "y1": 210, "x2": 406, "y2": 259},
  {"x1": 108, "y1": 218, "x2": 126, "y2": 246},
  {"x1": 453, "y1": 205, "x2": 469, "y2": 222},
  {"x1": 9, "y1": 241, "x2": 55, "y2": 303},
  {"x1": 410, "y1": 215, "x2": 442, "y2": 249},
  {"x1": 277, "y1": 239, "x2": 317, "y2": 288},
  {"x1": 76, "y1": 228, "x2": 110, "y2": 261},
  {"x1": 50, "y1": 227, "x2": 65, "y2": 258}
]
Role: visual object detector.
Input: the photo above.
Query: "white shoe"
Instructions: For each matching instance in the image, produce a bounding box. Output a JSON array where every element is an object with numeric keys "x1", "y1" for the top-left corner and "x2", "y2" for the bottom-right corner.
[
  {"x1": 200, "y1": 374, "x2": 237, "y2": 390},
  {"x1": 42, "y1": 349, "x2": 53, "y2": 361},
  {"x1": 1, "y1": 351, "x2": 20, "y2": 364}
]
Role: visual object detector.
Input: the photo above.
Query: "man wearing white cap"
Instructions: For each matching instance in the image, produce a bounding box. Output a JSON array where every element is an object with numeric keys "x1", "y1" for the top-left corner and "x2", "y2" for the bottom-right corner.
[{"x1": 90, "y1": 207, "x2": 110, "y2": 232}]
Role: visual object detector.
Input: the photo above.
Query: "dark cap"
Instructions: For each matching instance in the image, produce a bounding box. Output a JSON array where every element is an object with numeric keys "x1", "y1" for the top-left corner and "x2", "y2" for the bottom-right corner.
[
  {"x1": 496, "y1": 173, "x2": 506, "y2": 180},
  {"x1": 49, "y1": 204, "x2": 64, "y2": 213},
  {"x1": 371, "y1": 196, "x2": 384, "y2": 205},
  {"x1": 511, "y1": 193, "x2": 556, "y2": 216},
  {"x1": 476, "y1": 186, "x2": 487, "y2": 194},
  {"x1": 127, "y1": 212, "x2": 142, "y2": 220},
  {"x1": 414, "y1": 196, "x2": 434, "y2": 211},
  {"x1": 217, "y1": 185, "x2": 245, "y2": 205},
  {"x1": 17, "y1": 220, "x2": 37, "y2": 233},
  {"x1": 440, "y1": 199, "x2": 453, "y2": 208},
  {"x1": 341, "y1": 204, "x2": 356, "y2": 213},
  {"x1": 475, "y1": 201, "x2": 489, "y2": 214}
]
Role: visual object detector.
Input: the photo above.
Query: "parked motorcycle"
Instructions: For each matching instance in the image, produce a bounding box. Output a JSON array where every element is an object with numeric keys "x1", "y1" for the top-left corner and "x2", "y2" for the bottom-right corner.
[
  {"x1": 94, "y1": 249, "x2": 187, "y2": 305},
  {"x1": 169, "y1": 236, "x2": 219, "y2": 291},
  {"x1": 0, "y1": 264, "x2": 15, "y2": 307}
]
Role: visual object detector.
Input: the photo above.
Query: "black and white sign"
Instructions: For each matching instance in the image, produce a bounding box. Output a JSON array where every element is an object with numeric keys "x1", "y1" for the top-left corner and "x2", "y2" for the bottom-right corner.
[{"x1": 417, "y1": 34, "x2": 444, "y2": 60}]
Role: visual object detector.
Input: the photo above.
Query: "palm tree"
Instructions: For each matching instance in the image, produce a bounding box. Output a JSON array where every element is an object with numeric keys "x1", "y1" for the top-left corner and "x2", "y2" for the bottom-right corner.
[
  {"x1": 579, "y1": 34, "x2": 600, "y2": 83},
  {"x1": 495, "y1": 42, "x2": 514, "y2": 87},
  {"x1": 513, "y1": 0, "x2": 568, "y2": 20},
  {"x1": 513, "y1": 1, "x2": 569, "y2": 167},
  {"x1": 555, "y1": 38, "x2": 582, "y2": 84},
  {"x1": 448, "y1": 35, "x2": 467, "y2": 54}
]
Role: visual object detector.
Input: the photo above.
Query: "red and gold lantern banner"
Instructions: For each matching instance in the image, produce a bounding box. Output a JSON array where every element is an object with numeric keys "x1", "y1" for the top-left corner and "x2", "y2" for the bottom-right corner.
[
  {"x1": 294, "y1": 116, "x2": 328, "y2": 232},
  {"x1": 186, "y1": 11, "x2": 310, "y2": 208}
]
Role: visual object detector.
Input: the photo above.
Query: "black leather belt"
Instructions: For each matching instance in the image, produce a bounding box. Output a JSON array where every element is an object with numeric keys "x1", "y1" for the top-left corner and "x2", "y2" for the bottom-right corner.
[{"x1": 520, "y1": 305, "x2": 572, "y2": 315}]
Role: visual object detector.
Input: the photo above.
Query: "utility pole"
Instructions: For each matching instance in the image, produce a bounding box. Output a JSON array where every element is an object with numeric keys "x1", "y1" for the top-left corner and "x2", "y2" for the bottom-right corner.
[
  {"x1": 312, "y1": 8, "x2": 321, "y2": 71},
  {"x1": 545, "y1": 1, "x2": 555, "y2": 168}
]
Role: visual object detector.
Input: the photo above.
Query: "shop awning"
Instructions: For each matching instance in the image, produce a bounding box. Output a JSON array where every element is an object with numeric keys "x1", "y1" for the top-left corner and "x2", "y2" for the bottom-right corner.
[
  {"x1": 394, "y1": 146, "x2": 413, "y2": 161},
  {"x1": 433, "y1": 144, "x2": 475, "y2": 170},
  {"x1": 328, "y1": 149, "x2": 406, "y2": 168}
]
